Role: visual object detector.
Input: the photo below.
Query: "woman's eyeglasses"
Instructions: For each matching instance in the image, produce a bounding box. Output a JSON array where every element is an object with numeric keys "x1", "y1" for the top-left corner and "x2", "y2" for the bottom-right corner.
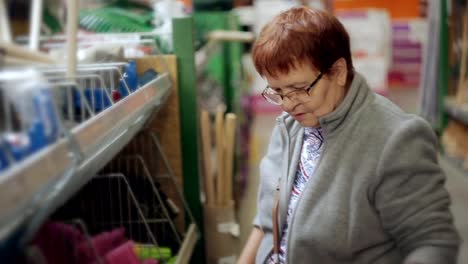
[{"x1": 262, "y1": 73, "x2": 323, "y2": 105}]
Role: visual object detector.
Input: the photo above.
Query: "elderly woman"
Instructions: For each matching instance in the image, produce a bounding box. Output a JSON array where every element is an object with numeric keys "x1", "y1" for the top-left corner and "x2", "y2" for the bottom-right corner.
[{"x1": 238, "y1": 6, "x2": 460, "y2": 264}]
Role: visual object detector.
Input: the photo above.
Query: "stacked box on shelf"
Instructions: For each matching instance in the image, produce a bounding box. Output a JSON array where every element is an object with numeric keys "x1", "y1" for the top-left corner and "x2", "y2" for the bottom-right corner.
[
  {"x1": 337, "y1": 9, "x2": 392, "y2": 96},
  {"x1": 388, "y1": 20, "x2": 426, "y2": 89}
]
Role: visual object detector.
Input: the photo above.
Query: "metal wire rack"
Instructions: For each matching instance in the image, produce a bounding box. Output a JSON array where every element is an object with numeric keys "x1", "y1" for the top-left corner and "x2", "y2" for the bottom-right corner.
[
  {"x1": 20, "y1": 130, "x2": 199, "y2": 263},
  {"x1": 41, "y1": 62, "x2": 131, "y2": 125},
  {"x1": 102, "y1": 157, "x2": 182, "y2": 244},
  {"x1": 47, "y1": 173, "x2": 168, "y2": 263},
  {"x1": 18, "y1": 171, "x2": 168, "y2": 264},
  {"x1": 0, "y1": 0, "x2": 193, "y2": 261},
  {"x1": 101, "y1": 129, "x2": 198, "y2": 260},
  {"x1": 0, "y1": 62, "x2": 173, "y2": 261}
]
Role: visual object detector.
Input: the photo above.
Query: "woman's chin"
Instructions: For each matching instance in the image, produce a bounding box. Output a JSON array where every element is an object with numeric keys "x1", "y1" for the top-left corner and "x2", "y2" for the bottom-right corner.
[{"x1": 299, "y1": 118, "x2": 320, "y2": 128}]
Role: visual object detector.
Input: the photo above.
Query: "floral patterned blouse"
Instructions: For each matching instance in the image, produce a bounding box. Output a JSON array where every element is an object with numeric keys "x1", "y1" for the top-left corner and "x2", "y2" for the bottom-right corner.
[{"x1": 268, "y1": 127, "x2": 324, "y2": 264}]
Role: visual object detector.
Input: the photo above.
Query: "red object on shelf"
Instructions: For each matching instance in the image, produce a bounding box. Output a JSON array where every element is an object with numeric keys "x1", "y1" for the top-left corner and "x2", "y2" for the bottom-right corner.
[
  {"x1": 334, "y1": 0, "x2": 421, "y2": 19},
  {"x1": 112, "y1": 90, "x2": 122, "y2": 102}
]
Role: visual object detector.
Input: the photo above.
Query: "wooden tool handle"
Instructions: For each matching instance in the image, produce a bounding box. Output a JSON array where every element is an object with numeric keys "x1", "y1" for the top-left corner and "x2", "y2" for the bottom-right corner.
[
  {"x1": 0, "y1": 43, "x2": 56, "y2": 64},
  {"x1": 223, "y1": 113, "x2": 236, "y2": 205},
  {"x1": 66, "y1": 0, "x2": 78, "y2": 78},
  {"x1": 209, "y1": 30, "x2": 255, "y2": 43},
  {"x1": 201, "y1": 110, "x2": 215, "y2": 205},
  {"x1": 215, "y1": 106, "x2": 225, "y2": 205}
]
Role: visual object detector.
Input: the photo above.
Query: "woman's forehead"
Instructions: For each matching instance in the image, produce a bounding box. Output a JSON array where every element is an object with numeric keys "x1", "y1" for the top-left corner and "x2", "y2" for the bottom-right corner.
[
  {"x1": 265, "y1": 63, "x2": 317, "y2": 86},
  {"x1": 266, "y1": 60, "x2": 316, "y2": 76}
]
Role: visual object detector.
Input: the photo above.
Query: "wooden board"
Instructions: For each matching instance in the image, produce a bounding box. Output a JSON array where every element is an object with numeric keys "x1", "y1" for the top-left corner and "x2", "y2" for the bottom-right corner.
[
  {"x1": 138, "y1": 55, "x2": 184, "y2": 232},
  {"x1": 135, "y1": 55, "x2": 182, "y2": 183}
]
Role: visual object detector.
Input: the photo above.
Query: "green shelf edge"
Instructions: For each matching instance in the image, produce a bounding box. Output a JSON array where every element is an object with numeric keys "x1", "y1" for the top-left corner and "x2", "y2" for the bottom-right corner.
[{"x1": 172, "y1": 17, "x2": 205, "y2": 264}]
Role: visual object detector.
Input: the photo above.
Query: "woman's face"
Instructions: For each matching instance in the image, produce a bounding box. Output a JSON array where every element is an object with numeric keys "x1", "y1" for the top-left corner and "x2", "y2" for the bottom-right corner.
[{"x1": 264, "y1": 61, "x2": 347, "y2": 127}]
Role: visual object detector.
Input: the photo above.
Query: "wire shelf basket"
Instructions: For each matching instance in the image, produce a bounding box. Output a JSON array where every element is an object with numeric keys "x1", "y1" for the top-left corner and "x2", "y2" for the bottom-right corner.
[
  {"x1": 0, "y1": 61, "x2": 174, "y2": 261},
  {"x1": 20, "y1": 130, "x2": 198, "y2": 264}
]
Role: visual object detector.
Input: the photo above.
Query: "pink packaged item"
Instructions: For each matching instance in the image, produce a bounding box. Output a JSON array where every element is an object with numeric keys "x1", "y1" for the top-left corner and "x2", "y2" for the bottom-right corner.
[
  {"x1": 76, "y1": 227, "x2": 127, "y2": 263},
  {"x1": 104, "y1": 241, "x2": 140, "y2": 264}
]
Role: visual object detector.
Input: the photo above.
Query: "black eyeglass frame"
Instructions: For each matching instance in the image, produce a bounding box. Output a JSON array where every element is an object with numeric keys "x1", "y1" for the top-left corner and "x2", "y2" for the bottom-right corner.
[{"x1": 261, "y1": 72, "x2": 324, "y2": 105}]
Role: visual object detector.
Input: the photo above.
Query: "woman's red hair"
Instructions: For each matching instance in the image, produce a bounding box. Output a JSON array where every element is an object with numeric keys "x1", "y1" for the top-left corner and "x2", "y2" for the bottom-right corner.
[{"x1": 252, "y1": 6, "x2": 354, "y2": 84}]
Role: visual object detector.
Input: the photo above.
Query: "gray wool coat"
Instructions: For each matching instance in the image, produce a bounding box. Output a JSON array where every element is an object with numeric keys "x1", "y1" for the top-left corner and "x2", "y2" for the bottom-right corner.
[{"x1": 253, "y1": 73, "x2": 461, "y2": 264}]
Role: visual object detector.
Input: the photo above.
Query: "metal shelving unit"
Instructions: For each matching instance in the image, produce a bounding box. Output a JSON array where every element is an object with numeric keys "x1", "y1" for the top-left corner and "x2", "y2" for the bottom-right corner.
[
  {"x1": 1, "y1": 3, "x2": 203, "y2": 261},
  {"x1": 0, "y1": 70, "x2": 173, "y2": 258},
  {"x1": 0, "y1": 137, "x2": 72, "y2": 240}
]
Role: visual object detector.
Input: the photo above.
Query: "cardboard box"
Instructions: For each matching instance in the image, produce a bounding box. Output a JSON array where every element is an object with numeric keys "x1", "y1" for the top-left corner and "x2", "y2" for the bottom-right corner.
[{"x1": 203, "y1": 203, "x2": 240, "y2": 264}]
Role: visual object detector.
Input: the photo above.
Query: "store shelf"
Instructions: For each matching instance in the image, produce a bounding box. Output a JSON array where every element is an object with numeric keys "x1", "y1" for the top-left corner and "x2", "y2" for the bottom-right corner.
[
  {"x1": 0, "y1": 138, "x2": 73, "y2": 239},
  {"x1": 54, "y1": 73, "x2": 172, "y2": 209},
  {"x1": 444, "y1": 97, "x2": 468, "y2": 125},
  {"x1": 73, "y1": 73, "x2": 171, "y2": 175},
  {"x1": 0, "y1": 73, "x2": 172, "y2": 247}
]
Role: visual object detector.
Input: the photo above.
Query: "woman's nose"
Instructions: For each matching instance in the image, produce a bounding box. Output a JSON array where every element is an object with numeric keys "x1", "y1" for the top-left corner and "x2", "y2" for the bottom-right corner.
[{"x1": 281, "y1": 97, "x2": 299, "y2": 112}]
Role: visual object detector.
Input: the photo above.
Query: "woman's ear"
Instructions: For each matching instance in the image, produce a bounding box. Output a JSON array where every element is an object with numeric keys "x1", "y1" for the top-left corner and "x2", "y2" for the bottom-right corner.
[{"x1": 333, "y1": 58, "x2": 347, "y2": 87}]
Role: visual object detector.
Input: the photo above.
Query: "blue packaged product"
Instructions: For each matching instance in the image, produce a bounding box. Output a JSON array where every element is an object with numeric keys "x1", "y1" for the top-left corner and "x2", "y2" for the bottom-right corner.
[
  {"x1": 4, "y1": 133, "x2": 31, "y2": 161},
  {"x1": 138, "y1": 69, "x2": 159, "y2": 87},
  {"x1": 33, "y1": 89, "x2": 60, "y2": 144},
  {"x1": 28, "y1": 120, "x2": 47, "y2": 153},
  {"x1": 85, "y1": 88, "x2": 112, "y2": 112},
  {"x1": 0, "y1": 141, "x2": 9, "y2": 172},
  {"x1": 119, "y1": 60, "x2": 139, "y2": 97},
  {"x1": 0, "y1": 69, "x2": 60, "y2": 161},
  {"x1": 73, "y1": 88, "x2": 113, "y2": 114}
]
